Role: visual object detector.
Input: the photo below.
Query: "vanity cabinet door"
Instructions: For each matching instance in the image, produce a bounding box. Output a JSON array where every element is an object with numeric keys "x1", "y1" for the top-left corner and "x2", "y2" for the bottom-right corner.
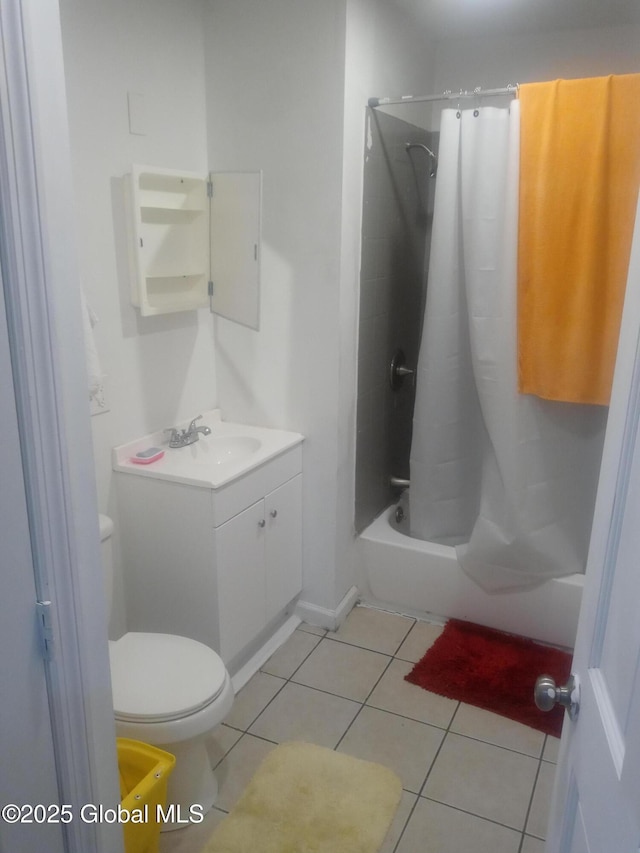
[
  {"x1": 216, "y1": 498, "x2": 266, "y2": 662},
  {"x1": 265, "y1": 474, "x2": 303, "y2": 622}
]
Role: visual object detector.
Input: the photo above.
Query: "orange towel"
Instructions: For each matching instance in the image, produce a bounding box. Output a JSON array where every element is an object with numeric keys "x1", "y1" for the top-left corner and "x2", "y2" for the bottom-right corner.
[{"x1": 518, "y1": 75, "x2": 640, "y2": 405}]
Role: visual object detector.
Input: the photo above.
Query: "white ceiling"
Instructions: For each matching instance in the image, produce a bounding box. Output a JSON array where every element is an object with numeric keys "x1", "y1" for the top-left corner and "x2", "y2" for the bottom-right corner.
[{"x1": 400, "y1": 0, "x2": 640, "y2": 39}]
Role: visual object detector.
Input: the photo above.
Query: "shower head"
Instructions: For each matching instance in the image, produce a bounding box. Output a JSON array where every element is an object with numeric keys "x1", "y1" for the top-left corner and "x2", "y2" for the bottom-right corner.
[{"x1": 405, "y1": 142, "x2": 438, "y2": 178}]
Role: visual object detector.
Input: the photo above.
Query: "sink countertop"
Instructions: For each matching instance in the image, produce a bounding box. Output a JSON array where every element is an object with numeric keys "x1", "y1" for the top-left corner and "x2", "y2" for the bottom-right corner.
[{"x1": 112, "y1": 409, "x2": 304, "y2": 489}]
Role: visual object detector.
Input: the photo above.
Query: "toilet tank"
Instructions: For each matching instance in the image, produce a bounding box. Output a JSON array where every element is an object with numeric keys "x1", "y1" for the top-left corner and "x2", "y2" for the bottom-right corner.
[{"x1": 98, "y1": 513, "x2": 114, "y2": 614}]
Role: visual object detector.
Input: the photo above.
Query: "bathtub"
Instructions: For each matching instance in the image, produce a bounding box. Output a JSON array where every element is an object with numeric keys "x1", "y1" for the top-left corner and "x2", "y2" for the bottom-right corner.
[{"x1": 357, "y1": 505, "x2": 583, "y2": 649}]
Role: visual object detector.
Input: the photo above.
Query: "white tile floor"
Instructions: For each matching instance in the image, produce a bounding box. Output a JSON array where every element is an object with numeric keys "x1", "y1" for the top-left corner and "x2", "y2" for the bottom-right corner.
[{"x1": 160, "y1": 606, "x2": 558, "y2": 853}]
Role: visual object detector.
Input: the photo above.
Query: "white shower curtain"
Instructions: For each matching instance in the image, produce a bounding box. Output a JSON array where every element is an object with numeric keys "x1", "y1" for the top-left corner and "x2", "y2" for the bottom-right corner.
[{"x1": 409, "y1": 103, "x2": 607, "y2": 592}]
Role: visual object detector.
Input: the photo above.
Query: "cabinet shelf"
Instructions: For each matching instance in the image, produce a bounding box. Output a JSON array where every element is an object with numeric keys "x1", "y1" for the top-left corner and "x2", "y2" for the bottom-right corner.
[
  {"x1": 142, "y1": 274, "x2": 208, "y2": 315},
  {"x1": 138, "y1": 174, "x2": 204, "y2": 213},
  {"x1": 126, "y1": 164, "x2": 261, "y2": 323},
  {"x1": 145, "y1": 271, "x2": 207, "y2": 281},
  {"x1": 140, "y1": 206, "x2": 205, "y2": 223}
]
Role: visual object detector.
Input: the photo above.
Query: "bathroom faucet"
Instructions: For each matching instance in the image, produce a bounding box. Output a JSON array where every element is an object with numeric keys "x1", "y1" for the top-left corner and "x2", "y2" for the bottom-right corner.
[{"x1": 165, "y1": 415, "x2": 212, "y2": 448}]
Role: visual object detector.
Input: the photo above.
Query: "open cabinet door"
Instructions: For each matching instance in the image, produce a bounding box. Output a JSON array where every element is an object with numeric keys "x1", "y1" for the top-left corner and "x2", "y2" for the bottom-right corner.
[
  {"x1": 209, "y1": 171, "x2": 261, "y2": 330},
  {"x1": 545, "y1": 196, "x2": 640, "y2": 851}
]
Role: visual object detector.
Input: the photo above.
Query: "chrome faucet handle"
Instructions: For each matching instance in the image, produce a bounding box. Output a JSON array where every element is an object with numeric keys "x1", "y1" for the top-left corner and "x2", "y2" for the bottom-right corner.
[
  {"x1": 187, "y1": 415, "x2": 203, "y2": 432},
  {"x1": 163, "y1": 427, "x2": 182, "y2": 447}
]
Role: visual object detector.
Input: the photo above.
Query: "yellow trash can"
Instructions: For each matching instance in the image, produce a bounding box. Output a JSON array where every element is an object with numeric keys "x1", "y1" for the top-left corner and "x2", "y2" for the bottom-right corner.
[{"x1": 116, "y1": 738, "x2": 176, "y2": 853}]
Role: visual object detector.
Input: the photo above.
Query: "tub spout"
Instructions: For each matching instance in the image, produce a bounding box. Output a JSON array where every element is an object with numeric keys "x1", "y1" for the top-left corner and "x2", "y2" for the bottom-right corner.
[{"x1": 390, "y1": 476, "x2": 410, "y2": 488}]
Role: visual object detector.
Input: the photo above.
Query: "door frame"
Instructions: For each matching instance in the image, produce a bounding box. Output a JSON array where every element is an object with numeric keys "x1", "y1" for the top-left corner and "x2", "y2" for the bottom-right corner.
[{"x1": 0, "y1": 2, "x2": 122, "y2": 851}]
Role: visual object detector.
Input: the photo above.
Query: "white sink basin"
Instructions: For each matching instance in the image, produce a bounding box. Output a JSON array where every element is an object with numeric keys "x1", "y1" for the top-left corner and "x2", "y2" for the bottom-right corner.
[
  {"x1": 199, "y1": 435, "x2": 261, "y2": 466},
  {"x1": 112, "y1": 410, "x2": 303, "y2": 489}
]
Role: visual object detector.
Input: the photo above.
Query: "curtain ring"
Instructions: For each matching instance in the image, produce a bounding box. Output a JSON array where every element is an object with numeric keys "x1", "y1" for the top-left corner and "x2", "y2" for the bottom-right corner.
[{"x1": 473, "y1": 86, "x2": 480, "y2": 117}]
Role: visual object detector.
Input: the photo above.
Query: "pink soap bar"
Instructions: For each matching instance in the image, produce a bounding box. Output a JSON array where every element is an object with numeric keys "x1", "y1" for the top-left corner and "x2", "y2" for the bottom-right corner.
[{"x1": 130, "y1": 449, "x2": 164, "y2": 465}]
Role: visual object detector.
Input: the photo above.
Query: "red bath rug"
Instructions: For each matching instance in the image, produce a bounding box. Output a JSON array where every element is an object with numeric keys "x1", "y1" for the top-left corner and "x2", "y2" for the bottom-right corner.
[{"x1": 405, "y1": 619, "x2": 572, "y2": 737}]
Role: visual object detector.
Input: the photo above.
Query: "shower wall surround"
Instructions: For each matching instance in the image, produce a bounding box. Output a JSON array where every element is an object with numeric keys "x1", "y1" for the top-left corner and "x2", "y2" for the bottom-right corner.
[{"x1": 355, "y1": 110, "x2": 435, "y2": 532}]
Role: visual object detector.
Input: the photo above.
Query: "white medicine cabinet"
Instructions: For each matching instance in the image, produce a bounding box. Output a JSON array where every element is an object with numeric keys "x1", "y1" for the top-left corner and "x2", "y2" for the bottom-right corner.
[{"x1": 125, "y1": 165, "x2": 261, "y2": 328}]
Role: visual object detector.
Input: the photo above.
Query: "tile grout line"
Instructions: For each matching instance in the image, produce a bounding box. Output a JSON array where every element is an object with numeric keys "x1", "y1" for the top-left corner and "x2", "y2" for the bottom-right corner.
[
  {"x1": 390, "y1": 638, "x2": 543, "y2": 850},
  {"x1": 223, "y1": 625, "x2": 394, "y2": 753},
  {"x1": 316, "y1": 632, "x2": 413, "y2": 658},
  {"x1": 391, "y1": 616, "x2": 420, "y2": 657},
  {"x1": 389, "y1": 640, "x2": 461, "y2": 853},
  {"x1": 217, "y1": 630, "x2": 328, "y2": 764},
  {"x1": 224, "y1": 679, "x2": 547, "y2": 763},
  {"x1": 437, "y1": 727, "x2": 548, "y2": 761},
  {"x1": 282, "y1": 630, "x2": 397, "y2": 710},
  {"x1": 419, "y1": 793, "x2": 538, "y2": 836},
  {"x1": 415, "y1": 698, "x2": 461, "y2": 799},
  {"x1": 210, "y1": 651, "x2": 326, "y2": 816},
  {"x1": 243, "y1": 630, "x2": 328, "y2": 730},
  {"x1": 333, "y1": 652, "x2": 396, "y2": 751},
  {"x1": 520, "y1": 746, "x2": 545, "y2": 844},
  {"x1": 331, "y1": 643, "x2": 417, "y2": 852},
  {"x1": 410, "y1": 714, "x2": 544, "y2": 844},
  {"x1": 333, "y1": 615, "x2": 416, "y2": 730},
  {"x1": 389, "y1": 712, "x2": 459, "y2": 853},
  {"x1": 223, "y1": 622, "x2": 406, "y2": 826},
  {"x1": 213, "y1": 616, "x2": 553, "y2": 853}
]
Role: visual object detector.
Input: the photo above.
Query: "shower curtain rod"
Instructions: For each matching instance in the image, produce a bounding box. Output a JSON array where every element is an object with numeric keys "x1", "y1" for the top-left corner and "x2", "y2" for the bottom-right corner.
[{"x1": 368, "y1": 85, "x2": 518, "y2": 109}]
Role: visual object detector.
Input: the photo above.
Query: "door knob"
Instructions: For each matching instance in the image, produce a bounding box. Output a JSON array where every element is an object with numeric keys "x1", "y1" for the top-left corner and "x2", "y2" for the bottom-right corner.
[{"x1": 534, "y1": 673, "x2": 580, "y2": 721}]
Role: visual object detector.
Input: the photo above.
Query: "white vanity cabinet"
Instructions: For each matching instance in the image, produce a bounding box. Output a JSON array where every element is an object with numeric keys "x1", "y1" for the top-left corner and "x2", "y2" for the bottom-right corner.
[
  {"x1": 216, "y1": 474, "x2": 302, "y2": 661},
  {"x1": 115, "y1": 440, "x2": 303, "y2": 667}
]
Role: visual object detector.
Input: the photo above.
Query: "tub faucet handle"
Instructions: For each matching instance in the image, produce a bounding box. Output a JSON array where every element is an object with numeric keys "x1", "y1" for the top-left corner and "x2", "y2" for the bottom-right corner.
[{"x1": 389, "y1": 348, "x2": 415, "y2": 391}]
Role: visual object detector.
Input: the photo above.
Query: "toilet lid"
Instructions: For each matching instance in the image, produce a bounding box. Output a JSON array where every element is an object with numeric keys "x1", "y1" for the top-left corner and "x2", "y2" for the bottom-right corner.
[{"x1": 110, "y1": 633, "x2": 227, "y2": 722}]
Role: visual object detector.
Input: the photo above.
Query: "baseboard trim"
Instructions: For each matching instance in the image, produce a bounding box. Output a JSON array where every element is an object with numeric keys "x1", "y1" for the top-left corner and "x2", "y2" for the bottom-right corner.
[
  {"x1": 295, "y1": 585, "x2": 360, "y2": 632},
  {"x1": 230, "y1": 586, "x2": 361, "y2": 693},
  {"x1": 231, "y1": 614, "x2": 301, "y2": 693}
]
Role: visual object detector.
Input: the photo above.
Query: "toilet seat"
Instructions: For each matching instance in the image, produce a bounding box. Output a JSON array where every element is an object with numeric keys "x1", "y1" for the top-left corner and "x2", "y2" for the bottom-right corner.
[{"x1": 110, "y1": 632, "x2": 227, "y2": 723}]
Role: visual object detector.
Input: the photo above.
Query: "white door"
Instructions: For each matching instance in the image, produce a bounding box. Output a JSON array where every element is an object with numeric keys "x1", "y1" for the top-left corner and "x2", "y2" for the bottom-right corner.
[
  {"x1": 545, "y1": 198, "x2": 640, "y2": 851},
  {"x1": 0, "y1": 276, "x2": 65, "y2": 853}
]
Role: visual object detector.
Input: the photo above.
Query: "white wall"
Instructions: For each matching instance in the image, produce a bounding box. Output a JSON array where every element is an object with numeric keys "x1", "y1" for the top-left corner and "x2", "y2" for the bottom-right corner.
[
  {"x1": 433, "y1": 25, "x2": 640, "y2": 98},
  {"x1": 60, "y1": 0, "x2": 438, "y2": 627},
  {"x1": 60, "y1": 0, "x2": 214, "y2": 636},
  {"x1": 337, "y1": 0, "x2": 436, "y2": 604},
  {"x1": 204, "y1": 0, "x2": 348, "y2": 610},
  {"x1": 203, "y1": 0, "x2": 437, "y2": 614}
]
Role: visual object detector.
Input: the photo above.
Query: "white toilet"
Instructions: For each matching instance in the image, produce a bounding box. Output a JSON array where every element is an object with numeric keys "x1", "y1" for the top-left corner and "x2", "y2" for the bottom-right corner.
[{"x1": 99, "y1": 514, "x2": 234, "y2": 829}]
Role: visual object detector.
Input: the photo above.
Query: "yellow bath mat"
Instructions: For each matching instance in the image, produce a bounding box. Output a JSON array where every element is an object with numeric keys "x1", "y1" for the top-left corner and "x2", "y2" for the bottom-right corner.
[{"x1": 202, "y1": 741, "x2": 402, "y2": 853}]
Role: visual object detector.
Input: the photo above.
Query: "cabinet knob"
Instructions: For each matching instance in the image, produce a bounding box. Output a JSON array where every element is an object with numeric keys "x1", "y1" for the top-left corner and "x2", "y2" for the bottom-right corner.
[
  {"x1": 258, "y1": 519, "x2": 266, "y2": 528},
  {"x1": 270, "y1": 509, "x2": 278, "y2": 518}
]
